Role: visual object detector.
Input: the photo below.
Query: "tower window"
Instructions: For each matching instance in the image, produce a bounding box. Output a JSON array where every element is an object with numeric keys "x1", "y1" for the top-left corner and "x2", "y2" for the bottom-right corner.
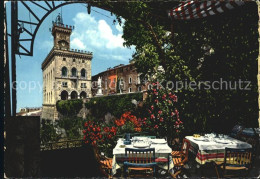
[
  {"x1": 81, "y1": 69, "x2": 86, "y2": 78},
  {"x1": 81, "y1": 83, "x2": 86, "y2": 88},
  {"x1": 73, "y1": 59, "x2": 76, "y2": 62},
  {"x1": 82, "y1": 60, "x2": 85, "y2": 63},
  {"x1": 129, "y1": 87, "x2": 132, "y2": 93},
  {"x1": 62, "y1": 82, "x2": 68, "y2": 87},
  {"x1": 61, "y1": 67, "x2": 67, "y2": 77},
  {"x1": 138, "y1": 86, "x2": 142, "y2": 92},
  {"x1": 71, "y1": 67, "x2": 77, "y2": 77},
  {"x1": 63, "y1": 58, "x2": 66, "y2": 61}
]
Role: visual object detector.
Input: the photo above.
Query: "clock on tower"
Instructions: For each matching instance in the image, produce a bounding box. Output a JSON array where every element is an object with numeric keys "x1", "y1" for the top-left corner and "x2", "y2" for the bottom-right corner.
[{"x1": 51, "y1": 14, "x2": 72, "y2": 50}]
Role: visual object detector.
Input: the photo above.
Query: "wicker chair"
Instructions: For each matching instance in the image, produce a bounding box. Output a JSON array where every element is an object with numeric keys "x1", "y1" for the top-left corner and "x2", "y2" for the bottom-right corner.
[
  {"x1": 171, "y1": 138, "x2": 190, "y2": 158},
  {"x1": 93, "y1": 144, "x2": 113, "y2": 178},
  {"x1": 214, "y1": 148, "x2": 252, "y2": 178},
  {"x1": 170, "y1": 139, "x2": 191, "y2": 178}
]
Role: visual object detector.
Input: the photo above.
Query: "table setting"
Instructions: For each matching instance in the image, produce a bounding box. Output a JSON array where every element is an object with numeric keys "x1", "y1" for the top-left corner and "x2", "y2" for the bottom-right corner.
[
  {"x1": 186, "y1": 133, "x2": 252, "y2": 164},
  {"x1": 112, "y1": 136, "x2": 174, "y2": 176}
]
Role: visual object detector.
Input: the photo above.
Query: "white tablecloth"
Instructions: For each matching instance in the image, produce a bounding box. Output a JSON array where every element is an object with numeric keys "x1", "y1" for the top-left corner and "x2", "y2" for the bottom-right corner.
[
  {"x1": 186, "y1": 136, "x2": 252, "y2": 151},
  {"x1": 112, "y1": 138, "x2": 174, "y2": 176},
  {"x1": 186, "y1": 136, "x2": 252, "y2": 164}
]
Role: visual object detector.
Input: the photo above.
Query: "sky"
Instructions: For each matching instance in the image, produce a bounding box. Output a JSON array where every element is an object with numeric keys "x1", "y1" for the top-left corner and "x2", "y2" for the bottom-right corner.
[{"x1": 5, "y1": 2, "x2": 135, "y2": 112}]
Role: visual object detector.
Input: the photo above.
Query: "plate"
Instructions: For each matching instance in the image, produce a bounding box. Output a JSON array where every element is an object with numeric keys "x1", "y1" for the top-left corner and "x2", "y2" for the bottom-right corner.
[
  {"x1": 193, "y1": 137, "x2": 205, "y2": 141},
  {"x1": 151, "y1": 139, "x2": 167, "y2": 144},
  {"x1": 133, "y1": 143, "x2": 150, "y2": 148},
  {"x1": 214, "y1": 139, "x2": 229, "y2": 144}
]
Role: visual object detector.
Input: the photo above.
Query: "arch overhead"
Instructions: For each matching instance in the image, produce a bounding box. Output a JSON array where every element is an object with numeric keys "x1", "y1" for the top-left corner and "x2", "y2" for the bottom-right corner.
[{"x1": 12, "y1": 1, "x2": 136, "y2": 57}]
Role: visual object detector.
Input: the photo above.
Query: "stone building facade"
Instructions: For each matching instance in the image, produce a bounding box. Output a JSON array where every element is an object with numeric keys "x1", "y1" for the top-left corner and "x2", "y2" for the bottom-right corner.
[
  {"x1": 41, "y1": 17, "x2": 92, "y2": 120},
  {"x1": 92, "y1": 62, "x2": 151, "y2": 96}
]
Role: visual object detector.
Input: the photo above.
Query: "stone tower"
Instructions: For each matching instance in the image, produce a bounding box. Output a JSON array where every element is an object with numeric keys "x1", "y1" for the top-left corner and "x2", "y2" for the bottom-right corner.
[{"x1": 41, "y1": 14, "x2": 93, "y2": 120}]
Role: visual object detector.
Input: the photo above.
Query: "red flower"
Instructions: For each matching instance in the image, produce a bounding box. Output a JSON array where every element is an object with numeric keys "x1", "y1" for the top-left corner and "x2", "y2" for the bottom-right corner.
[
  {"x1": 151, "y1": 105, "x2": 154, "y2": 110},
  {"x1": 159, "y1": 117, "x2": 164, "y2": 122},
  {"x1": 151, "y1": 114, "x2": 155, "y2": 119},
  {"x1": 154, "y1": 125, "x2": 159, "y2": 129},
  {"x1": 158, "y1": 110, "x2": 162, "y2": 114}
]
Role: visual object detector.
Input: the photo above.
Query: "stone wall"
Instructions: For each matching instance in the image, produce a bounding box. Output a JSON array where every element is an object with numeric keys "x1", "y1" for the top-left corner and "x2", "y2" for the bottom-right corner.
[{"x1": 41, "y1": 105, "x2": 55, "y2": 120}]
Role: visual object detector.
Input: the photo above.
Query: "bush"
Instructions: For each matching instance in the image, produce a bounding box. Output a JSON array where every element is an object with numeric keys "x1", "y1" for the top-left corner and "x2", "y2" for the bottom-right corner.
[
  {"x1": 57, "y1": 117, "x2": 86, "y2": 140},
  {"x1": 85, "y1": 93, "x2": 143, "y2": 119},
  {"x1": 141, "y1": 83, "x2": 184, "y2": 143},
  {"x1": 56, "y1": 99, "x2": 83, "y2": 116},
  {"x1": 40, "y1": 119, "x2": 61, "y2": 144}
]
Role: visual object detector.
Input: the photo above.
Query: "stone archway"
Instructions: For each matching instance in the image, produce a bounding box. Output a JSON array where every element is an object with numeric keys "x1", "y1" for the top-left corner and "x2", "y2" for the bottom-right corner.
[
  {"x1": 61, "y1": 90, "x2": 68, "y2": 100},
  {"x1": 71, "y1": 91, "x2": 78, "y2": 99},
  {"x1": 80, "y1": 91, "x2": 87, "y2": 99}
]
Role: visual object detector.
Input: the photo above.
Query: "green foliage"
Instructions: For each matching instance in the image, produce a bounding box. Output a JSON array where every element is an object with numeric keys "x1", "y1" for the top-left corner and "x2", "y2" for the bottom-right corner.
[
  {"x1": 116, "y1": 2, "x2": 258, "y2": 133},
  {"x1": 57, "y1": 117, "x2": 85, "y2": 139},
  {"x1": 85, "y1": 93, "x2": 143, "y2": 119},
  {"x1": 40, "y1": 119, "x2": 61, "y2": 144},
  {"x1": 56, "y1": 99, "x2": 83, "y2": 116}
]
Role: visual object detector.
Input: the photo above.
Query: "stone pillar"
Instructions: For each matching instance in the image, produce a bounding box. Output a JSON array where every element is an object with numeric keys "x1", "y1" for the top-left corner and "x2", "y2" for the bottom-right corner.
[{"x1": 258, "y1": 1, "x2": 260, "y2": 127}]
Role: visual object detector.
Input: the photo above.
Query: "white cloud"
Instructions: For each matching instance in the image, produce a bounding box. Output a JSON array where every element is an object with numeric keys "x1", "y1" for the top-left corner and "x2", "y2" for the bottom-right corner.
[
  {"x1": 71, "y1": 38, "x2": 86, "y2": 49},
  {"x1": 71, "y1": 12, "x2": 127, "y2": 50}
]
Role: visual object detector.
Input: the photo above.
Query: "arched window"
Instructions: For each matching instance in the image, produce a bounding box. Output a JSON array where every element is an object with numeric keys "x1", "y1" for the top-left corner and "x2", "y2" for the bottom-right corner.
[
  {"x1": 71, "y1": 91, "x2": 78, "y2": 99},
  {"x1": 61, "y1": 91, "x2": 68, "y2": 100},
  {"x1": 61, "y1": 67, "x2": 67, "y2": 77},
  {"x1": 81, "y1": 69, "x2": 86, "y2": 78},
  {"x1": 80, "y1": 91, "x2": 87, "y2": 99},
  {"x1": 71, "y1": 68, "x2": 77, "y2": 77}
]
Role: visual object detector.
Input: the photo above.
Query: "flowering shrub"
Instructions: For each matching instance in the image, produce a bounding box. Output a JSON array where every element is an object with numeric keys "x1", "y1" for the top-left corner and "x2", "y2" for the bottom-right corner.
[
  {"x1": 83, "y1": 120, "x2": 103, "y2": 145},
  {"x1": 83, "y1": 120, "x2": 118, "y2": 157},
  {"x1": 143, "y1": 82, "x2": 184, "y2": 142},
  {"x1": 115, "y1": 112, "x2": 142, "y2": 134}
]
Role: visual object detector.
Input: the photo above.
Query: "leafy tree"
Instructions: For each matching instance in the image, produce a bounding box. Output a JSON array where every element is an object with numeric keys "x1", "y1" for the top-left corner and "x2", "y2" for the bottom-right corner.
[{"x1": 108, "y1": 2, "x2": 258, "y2": 133}]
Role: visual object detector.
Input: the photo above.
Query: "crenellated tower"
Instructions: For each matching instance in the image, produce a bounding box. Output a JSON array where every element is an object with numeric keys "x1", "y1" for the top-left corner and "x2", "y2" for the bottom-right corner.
[{"x1": 41, "y1": 14, "x2": 93, "y2": 120}]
